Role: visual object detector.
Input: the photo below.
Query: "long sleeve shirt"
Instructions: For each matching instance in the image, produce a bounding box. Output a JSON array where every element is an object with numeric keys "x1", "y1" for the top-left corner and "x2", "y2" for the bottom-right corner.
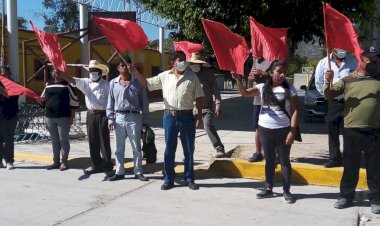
[
  {"x1": 146, "y1": 69, "x2": 204, "y2": 110},
  {"x1": 107, "y1": 76, "x2": 149, "y2": 124},
  {"x1": 324, "y1": 71, "x2": 380, "y2": 128},
  {"x1": 195, "y1": 67, "x2": 221, "y2": 112},
  {"x1": 315, "y1": 54, "x2": 357, "y2": 99}
]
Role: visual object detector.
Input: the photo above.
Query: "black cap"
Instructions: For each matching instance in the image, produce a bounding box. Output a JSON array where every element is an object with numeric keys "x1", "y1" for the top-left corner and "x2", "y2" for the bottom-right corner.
[{"x1": 362, "y1": 45, "x2": 378, "y2": 58}]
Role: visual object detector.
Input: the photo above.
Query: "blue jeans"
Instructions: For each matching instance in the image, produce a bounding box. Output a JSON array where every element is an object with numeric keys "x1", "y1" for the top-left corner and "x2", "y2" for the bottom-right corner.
[
  {"x1": 163, "y1": 111, "x2": 196, "y2": 184},
  {"x1": 114, "y1": 113, "x2": 143, "y2": 175}
]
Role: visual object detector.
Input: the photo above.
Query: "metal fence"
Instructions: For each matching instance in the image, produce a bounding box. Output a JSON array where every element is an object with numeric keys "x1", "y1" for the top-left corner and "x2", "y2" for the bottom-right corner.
[{"x1": 14, "y1": 104, "x2": 86, "y2": 143}]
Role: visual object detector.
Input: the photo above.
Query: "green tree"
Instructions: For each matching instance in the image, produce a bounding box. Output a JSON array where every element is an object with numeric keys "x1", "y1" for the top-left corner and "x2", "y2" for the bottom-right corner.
[
  {"x1": 137, "y1": 0, "x2": 376, "y2": 56},
  {"x1": 42, "y1": 0, "x2": 79, "y2": 32},
  {"x1": 0, "y1": 16, "x2": 28, "y2": 29}
]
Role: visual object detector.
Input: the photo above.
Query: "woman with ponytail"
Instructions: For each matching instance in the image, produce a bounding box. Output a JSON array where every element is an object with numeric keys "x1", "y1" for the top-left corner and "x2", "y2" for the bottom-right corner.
[{"x1": 233, "y1": 60, "x2": 299, "y2": 204}]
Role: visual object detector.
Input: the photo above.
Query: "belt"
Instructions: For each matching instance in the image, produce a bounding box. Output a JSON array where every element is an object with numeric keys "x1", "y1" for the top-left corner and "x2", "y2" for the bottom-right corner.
[
  {"x1": 87, "y1": 109, "x2": 106, "y2": 114},
  {"x1": 333, "y1": 98, "x2": 344, "y2": 102},
  {"x1": 116, "y1": 110, "x2": 140, "y2": 114},
  {"x1": 164, "y1": 109, "x2": 193, "y2": 116}
]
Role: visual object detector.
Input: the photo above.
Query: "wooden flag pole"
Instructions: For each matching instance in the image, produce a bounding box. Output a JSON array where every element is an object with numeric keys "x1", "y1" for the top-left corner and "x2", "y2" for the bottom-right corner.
[{"x1": 322, "y1": 2, "x2": 333, "y2": 90}]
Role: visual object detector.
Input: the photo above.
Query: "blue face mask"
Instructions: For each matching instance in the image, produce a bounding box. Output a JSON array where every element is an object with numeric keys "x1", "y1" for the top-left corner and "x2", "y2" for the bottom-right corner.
[
  {"x1": 335, "y1": 49, "x2": 347, "y2": 58},
  {"x1": 175, "y1": 61, "x2": 187, "y2": 72}
]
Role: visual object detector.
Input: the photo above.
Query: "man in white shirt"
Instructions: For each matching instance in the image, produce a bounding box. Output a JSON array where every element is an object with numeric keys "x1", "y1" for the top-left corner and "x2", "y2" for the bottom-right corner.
[
  {"x1": 133, "y1": 51, "x2": 204, "y2": 190},
  {"x1": 314, "y1": 49, "x2": 357, "y2": 168},
  {"x1": 58, "y1": 60, "x2": 113, "y2": 174}
]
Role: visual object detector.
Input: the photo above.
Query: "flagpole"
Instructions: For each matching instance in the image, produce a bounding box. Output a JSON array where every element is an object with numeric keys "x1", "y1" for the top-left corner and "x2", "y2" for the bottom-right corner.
[{"x1": 322, "y1": 2, "x2": 333, "y2": 90}]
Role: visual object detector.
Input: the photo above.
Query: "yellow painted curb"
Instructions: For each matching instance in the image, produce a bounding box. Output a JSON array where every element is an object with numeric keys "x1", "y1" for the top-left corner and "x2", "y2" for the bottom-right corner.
[
  {"x1": 209, "y1": 159, "x2": 368, "y2": 189},
  {"x1": 15, "y1": 152, "x2": 367, "y2": 189}
]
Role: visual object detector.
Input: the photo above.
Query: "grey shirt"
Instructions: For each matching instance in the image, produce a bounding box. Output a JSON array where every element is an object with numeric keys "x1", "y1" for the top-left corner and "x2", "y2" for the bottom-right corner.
[
  {"x1": 106, "y1": 76, "x2": 149, "y2": 124},
  {"x1": 195, "y1": 67, "x2": 221, "y2": 112}
]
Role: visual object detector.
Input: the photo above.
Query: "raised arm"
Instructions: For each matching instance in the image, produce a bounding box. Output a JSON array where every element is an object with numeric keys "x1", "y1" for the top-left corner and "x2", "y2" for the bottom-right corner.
[{"x1": 232, "y1": 73, "x2": 260, "y2": 97}]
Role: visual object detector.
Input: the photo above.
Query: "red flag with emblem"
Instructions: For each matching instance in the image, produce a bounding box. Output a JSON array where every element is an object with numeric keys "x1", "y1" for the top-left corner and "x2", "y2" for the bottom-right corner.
[
  {"x1": 92, "y1": 16, "x2": 149, "y2": 52},
  {"x1": 250, "y1": 17, "x2": 289, "y2": 62},
  {"x1": 30, "y1": 21, "x2": 67, "y2": 72},
  {"x1": 323, "y1": 3, "x2": 362, "y2": 64},
  {"x1": 0, "y1": 75, "x2": 42, "y2": 102},
  {"x1": 202, "y1": 19, "x2": 249, "y2": 75},
  {"x1": 173, "y1": 41, "x2": 204, "y2": 60}
]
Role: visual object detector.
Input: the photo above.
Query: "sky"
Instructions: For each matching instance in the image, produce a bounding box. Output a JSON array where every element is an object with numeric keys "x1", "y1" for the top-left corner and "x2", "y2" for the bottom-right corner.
[{"x1": 14, "y1": 0, "x2": 171, "y2": 41}]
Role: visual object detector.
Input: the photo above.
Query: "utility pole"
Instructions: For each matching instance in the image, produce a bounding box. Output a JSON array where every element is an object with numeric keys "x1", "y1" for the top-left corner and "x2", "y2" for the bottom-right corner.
[{"x1": 7, "y1": 0, "x2": 18, "y2": 81}]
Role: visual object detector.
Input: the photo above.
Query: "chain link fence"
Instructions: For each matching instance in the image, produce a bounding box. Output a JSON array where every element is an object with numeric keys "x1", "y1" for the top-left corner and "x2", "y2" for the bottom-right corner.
[{"x1": 14, "y1": 104, "x2": 86, "y2": 143}]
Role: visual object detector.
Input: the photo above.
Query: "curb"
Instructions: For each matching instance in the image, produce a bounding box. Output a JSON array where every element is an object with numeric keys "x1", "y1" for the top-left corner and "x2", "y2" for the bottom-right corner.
[
  {"x1": 208, "y1": 159, "x2": 368, "y2": 189},
  {"x1": 15, "y1": 153, "x2": 368, "y2": 189}
]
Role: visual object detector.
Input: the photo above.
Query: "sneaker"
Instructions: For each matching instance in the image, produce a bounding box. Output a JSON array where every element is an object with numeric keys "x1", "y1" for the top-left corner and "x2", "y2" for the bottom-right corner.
[
  {"x1": 6, "y1": 162, "x2": 15, "y2": 170},
  {"x1": 0, "y1": 161, "x2": 5, "y2": 168},
  {"x1": 371, "y1": 200, "x2": 380, "y2": 214},
  {"x1": 324, "y1": 160, "x2": 342, "y2": 168},
  {"x1": 215, "y1": 150, "x2": 226, "y2": 158},
  {"x1": 256, "y1": 189, "x2": 273, "y2": 199},
  {"x1": 248, "y1": 152, "x2": 263, "y2": 162},
  {"x1": 283, "y1": 192, "x2": 295, "y2": 204},
  {"x1": 334, "y1": 198, "x2": 353, "y2": 209},
  {"x1": 60, "y1": 162, "x2": 69, "y2": 171}
]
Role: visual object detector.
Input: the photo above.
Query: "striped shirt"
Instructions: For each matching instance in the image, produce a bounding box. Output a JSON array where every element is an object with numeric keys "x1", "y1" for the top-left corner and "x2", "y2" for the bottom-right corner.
[{"x1": 41, "y1": 82, "x2": 79, "y2": 118}]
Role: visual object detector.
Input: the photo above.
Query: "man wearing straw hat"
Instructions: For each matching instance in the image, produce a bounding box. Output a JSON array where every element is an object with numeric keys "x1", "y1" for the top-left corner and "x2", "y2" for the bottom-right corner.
[
  {"x1": 57, "y1": 60, "x2": 114, "y2": 174},
  {"x1": 315, "y1": 48, "x2": 357, "y2": 168},
  {"x1": 188, "y1": 52, "x2": 226, "y2": 158}
]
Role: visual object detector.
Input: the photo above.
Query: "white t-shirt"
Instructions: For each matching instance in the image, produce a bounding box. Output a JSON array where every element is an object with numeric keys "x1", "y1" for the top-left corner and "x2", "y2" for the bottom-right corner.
[{"x1": 256, "y1": 83, "x2": 297, "y2": 129}]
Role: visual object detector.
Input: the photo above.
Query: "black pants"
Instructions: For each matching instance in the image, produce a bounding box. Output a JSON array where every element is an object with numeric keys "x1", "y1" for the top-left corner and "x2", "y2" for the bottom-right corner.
[
  {"x1": 86, "y1": 111, "x2": 113, "y2": 171},
  {"x1": 0, "y1": 118, "x2": 17, "y2": 163},
  {"x1": 258, "y1": 126, "x2": 292, "y2": 193},
  {"x1": 325, "y1": 100, "x2": 344, "y2": 162},
  {"x1": 340, "y1": 128, "x2": 380, "y2": 201}
]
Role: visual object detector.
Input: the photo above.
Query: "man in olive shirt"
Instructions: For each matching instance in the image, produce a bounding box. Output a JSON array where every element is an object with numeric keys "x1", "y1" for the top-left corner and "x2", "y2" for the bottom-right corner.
[
  {"x1": 324, "y1": 46, "x2": 380, "y2": 214},
  {"x1": 133, "y1": 51, "x2": 204, "y2": 190},
  {"x1": 188, "y1": 52, "x2": 226, "y2": 158}
]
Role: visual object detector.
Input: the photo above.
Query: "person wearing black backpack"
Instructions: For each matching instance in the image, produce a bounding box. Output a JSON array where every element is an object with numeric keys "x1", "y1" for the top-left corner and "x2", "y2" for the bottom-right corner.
[{"x1": 233, "y1": 60, "x2": 299, "y2": 204}]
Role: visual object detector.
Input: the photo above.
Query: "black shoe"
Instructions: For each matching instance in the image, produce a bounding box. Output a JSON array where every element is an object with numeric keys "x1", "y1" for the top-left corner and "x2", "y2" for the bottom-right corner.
[
  {"x1": 108, "y1": 174, "x2": 125, "y2": 181},
  {"x1": 161, "y1": 182, "x2": 174, "y2": 190},
  {"x1": 256, "y1": 189, "x2": 274, "y2": 199},
  {"x1": 135, "y1": 174, "x2": 149, "y2": 181},
  {"x1": 215, "y1": 150, "x2": 226, "y2": 158},
  {"x1": 283, "y1": 192, "x2": 295, "y2": 204},
  {"x1": 84, "y1": 166, "x2": 103, "y2": 175},
  {"x1": 334, "y1": 198, "x2": 353, "y2": 209},
  {"x1": 248, "y1": 152, "x2": 263, "y2": 162},
  {"x1": 371, "y1": 200, "x2": 380, "y2": 214},
  {"x1": 187, "y1": 181, "x2": 199, "y2": 190},
  {"x1": 324, "y1": 160, "x2": 342, "y2": 168},
  {"x1": 47, "y1": 163, "x2": 60, "y2": 170}
]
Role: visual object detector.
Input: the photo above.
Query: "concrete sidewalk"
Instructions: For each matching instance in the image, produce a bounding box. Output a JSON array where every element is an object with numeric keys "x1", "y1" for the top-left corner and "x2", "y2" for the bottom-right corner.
[{"x1": 6, "y1": 92, "x2": 380, "y2": 225}]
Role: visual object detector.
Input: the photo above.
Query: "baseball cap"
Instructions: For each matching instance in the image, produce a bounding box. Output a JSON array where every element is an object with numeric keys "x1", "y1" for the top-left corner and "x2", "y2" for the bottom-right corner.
[{"x1": 362, "y1": 45, "x2": 378, "y2": 58}]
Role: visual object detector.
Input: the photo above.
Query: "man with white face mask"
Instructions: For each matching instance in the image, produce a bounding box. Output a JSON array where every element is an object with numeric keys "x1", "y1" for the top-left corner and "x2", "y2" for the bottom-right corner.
[
  {"x1": 133, "y1": 51, "x2": 204, "y2": 190},
  {"x1": 315, "y1": 48, "x2": 357, "y2": 168},
  {"x1": 188, "y1": 52, "x2": 226, "y2": 158},
  {"x1": 57, "y1": 60, "x2": 113, "y2": 174}
]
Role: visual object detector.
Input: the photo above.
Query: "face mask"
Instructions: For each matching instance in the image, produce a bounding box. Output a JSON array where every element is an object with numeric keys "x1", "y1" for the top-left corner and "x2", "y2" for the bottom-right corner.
[
  {"x1": 272, "y1": 73, "x2": 286, "y2": 84},
  {"x1": 190, "y1": 64, "x2": 201, "y2": 73},
  {"x1": 335, "y1": 49, "x2": 347, "y2": 59},
  {"x1": 365, "y1": 61, "x2": 378, "y2": 76},
  {"x1": 90, "y1": 72, "x2": 101, "y2": 81},
  {"x1": 175, "y1": 61, "x2": 187, "y2": 72}
]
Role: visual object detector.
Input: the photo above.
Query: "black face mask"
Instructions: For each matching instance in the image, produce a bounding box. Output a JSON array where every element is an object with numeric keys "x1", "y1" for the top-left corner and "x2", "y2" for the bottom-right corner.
[{"x1": 365, "y1": 61, "x2": 378, "y2": 77}]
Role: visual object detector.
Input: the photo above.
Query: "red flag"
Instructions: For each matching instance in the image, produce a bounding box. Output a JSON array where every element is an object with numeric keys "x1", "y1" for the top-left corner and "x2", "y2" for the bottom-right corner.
[
  {"x1": 92, "y1": 16, "x2": 149, "y2": 52},
  {"x1": 323, "y1": 3, "x2": 362, "y2": 64},
  {"x1": 30, "y1": 21, "x2": 67, "y2": 72},
  {"x1": 202, "y1": 19, "x2": 249, "y2": 75},
  {"x1": 250, "y1": 17, "x2": 289, "y2": 62},
  {"x1": 0, "y1": 75, "x2": 42, "y2": 102},
  {"x1": 173, "y1": 41, "x2": 204, "y2": 60}
]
